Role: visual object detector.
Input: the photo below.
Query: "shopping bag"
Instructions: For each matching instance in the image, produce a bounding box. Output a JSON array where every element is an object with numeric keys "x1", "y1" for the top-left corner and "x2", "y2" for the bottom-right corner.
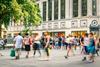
[
  {"x1": 10, "y1": 48, "x2": 15, "y2": 57},
  {"x1": 48, "y1": 48, "x2": 51, "y2": 54}
]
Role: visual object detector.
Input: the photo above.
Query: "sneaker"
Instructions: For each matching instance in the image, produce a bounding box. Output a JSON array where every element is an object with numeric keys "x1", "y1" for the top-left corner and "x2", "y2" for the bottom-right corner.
[
  {"x1": 87, "y1": 60, "x2": 94, "y2": 63},
  {"x1": 82, "y1": 57, "x2": 86, "y2": 61},
  {"x1": 64, "y1": 56, "x2": 68, "y2": 59},
  {"x1": 26, "y1": 55, "x2": 28, "y2": 58},
  {"x1": 15, "y1": 56, "x2": 19, "y2": 60}
]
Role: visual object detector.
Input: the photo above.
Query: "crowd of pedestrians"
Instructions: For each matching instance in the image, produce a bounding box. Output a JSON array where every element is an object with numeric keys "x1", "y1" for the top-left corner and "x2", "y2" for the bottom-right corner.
[
  {"x1": 0, "y1": 32, "x2": 100, "y2": 63},
  {"x1": 13, "y1": 32, "x2": 52, "y2": 60}
]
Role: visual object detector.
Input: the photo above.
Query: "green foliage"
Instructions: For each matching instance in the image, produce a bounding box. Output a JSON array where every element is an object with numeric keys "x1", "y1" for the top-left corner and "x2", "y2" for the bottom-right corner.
[
  {"x1": 0, "y1": 0, "x2": 12, "y2": 27},
  {"x1": 21, "y1": 27, "x2": 32, "y2": 36},
  {"x1": 0, "y1": 0, "x2": 41, "y2": 27}
]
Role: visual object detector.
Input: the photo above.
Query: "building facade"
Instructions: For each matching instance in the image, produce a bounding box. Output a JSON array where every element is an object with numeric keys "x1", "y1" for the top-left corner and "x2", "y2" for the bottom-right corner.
[{"x1": 8, "y1": 0, "x2": 100, "y2": 37}]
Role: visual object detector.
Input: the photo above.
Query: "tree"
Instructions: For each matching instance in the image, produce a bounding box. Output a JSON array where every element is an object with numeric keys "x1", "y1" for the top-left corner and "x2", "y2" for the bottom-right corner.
[{"x1": 0, "y1": 0, "x2": 41, "y2": 37}]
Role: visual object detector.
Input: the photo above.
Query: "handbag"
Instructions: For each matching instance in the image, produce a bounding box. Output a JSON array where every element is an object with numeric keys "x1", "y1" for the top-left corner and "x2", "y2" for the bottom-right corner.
[{"x1": 10, "y1": 48, "x2": 15, "y2": 57}]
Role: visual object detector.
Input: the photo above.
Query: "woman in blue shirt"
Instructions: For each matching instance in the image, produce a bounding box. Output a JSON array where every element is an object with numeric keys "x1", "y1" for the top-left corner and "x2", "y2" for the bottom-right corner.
[{"x1": 87, "y1": 33, "x2": 95, "y2": 62}]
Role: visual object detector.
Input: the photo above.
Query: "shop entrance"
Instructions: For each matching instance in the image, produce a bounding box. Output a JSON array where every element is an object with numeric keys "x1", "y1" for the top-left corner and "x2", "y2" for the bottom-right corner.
[
  {"x1": 43, "y1": 32, "x2": 65, "y2": 37},
  {"x1": 71, "y1": 31, "x2": 87, "y2": 37}
]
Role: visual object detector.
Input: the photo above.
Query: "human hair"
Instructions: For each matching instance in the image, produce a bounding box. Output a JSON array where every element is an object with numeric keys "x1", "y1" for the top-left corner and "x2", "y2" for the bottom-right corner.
[
  {"x1": 89, "y1": 32, "x2": 93, "y2": 36},
  {"x1": 85, "y1": 33, "x2": 88, "y2": 37},
  {"x1": 25, "y1": 33, "x2": 28, "y2": 36},
  {"x1": 18, "y1": 33, "x2": 21, "y2": 35}
]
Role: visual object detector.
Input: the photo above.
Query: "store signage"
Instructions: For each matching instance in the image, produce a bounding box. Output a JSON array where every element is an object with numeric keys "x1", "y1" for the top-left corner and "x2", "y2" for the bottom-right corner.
[
  {"x1": 91, "y1": 20, "x2": 98, "y2": 27},
  {"x1": 90, "y1": 20, "x2": 99, "y2": 31}
]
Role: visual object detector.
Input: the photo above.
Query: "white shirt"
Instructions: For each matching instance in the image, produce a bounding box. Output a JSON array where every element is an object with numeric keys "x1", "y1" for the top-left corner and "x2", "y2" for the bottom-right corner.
[
  {"x1": 69, "y1": 37, "x2": 73, "y2": 44},
  {"x1": 84, "y1": 37, "x2": 89, "y2": 46},
  {"x1": 0, "y1": 40, "x2": 4, "y2": 45},
  {"x1": 66, "y1": 37, "x2": 70, "y2": 43},
  {"x1": 14, "y1": 35, "x2": 23, "y2": 48}
]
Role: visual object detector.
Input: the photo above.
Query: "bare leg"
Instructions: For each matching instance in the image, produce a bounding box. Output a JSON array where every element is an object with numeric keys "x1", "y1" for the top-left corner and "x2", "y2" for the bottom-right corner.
[
  {"x1": 26, "y1": 51, "x2": 29, "y2": 58},
  {"x1": 33, "y1": 50, "x2": 36, "y2": 56}
]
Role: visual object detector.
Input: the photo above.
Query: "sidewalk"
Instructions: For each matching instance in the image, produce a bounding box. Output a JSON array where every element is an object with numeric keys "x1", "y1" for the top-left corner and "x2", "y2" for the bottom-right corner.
[{"x1": 0, "y1": 49, "x2": 100, "y2": 67}]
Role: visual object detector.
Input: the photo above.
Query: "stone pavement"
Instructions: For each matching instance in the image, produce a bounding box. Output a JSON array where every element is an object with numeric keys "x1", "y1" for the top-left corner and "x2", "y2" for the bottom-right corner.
[{"x1": 0, "y1": 48, "x2": 100, "y2": 67}]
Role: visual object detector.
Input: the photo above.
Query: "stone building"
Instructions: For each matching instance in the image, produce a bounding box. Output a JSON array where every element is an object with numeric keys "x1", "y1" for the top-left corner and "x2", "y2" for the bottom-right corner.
[{"x1": 8, "y1": 0, "x2": 100, "y2": 37}]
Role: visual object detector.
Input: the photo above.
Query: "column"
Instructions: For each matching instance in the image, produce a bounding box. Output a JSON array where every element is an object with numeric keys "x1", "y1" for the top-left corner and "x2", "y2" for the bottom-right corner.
[
  {"x1": 97, "y1": 0, "x2": 100, "y2": 16},
  {"x1": 58, "y1": 0, "x2": 61, "y2": 20},
  {"x1": 97, "y1": 0, "x2": 100, "y2": 29},
  {"x1": 78, "y1": 0, "x2": 81, "y2": 17},
  {"x1": 69, "y1": 0, "x2": 73, "y2": 18},
  {"x1": 39, "y1": 2, "x2": 43, "y2": 20},
  {"x1": 52, "y1": 0, "x2": 54, "y2": 21},
  {"x1": 65, "y1": 0, "x2": 70, "y2": 19},
  {"x1": 87, "y1": 0, "x2": 92, "y2": 16}
]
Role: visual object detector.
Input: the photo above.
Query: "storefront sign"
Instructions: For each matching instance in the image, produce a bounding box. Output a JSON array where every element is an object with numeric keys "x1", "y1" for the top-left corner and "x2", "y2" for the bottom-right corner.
[
  {"x1": 90, "y1": 20, "x2": 99, "y2": 31},
  {"x1": 91, "y1": 20, "x2": 98, "y2": 27}
]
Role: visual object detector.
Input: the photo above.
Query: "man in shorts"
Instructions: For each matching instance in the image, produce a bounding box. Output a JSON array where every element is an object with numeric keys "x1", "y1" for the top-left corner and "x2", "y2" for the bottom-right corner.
[{"x1": 14, "y1": 33, "x2": 23, "y2": 59}]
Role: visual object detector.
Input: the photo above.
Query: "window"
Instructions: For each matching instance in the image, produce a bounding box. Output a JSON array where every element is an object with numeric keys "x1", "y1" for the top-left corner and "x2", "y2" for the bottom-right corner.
[
  {"x1": 73, "y1": 0, "x2": 78, "y2": 17},
  {"x1": 43, "y1": 2, "x2": 46, "y2": 21},
  {"x1": 81, "y1": 0, "x2": 87, "y2": 16},
  {"x1": 61, "y1": 0, "x2": 65, "y2": 19},
  {"x1": 54, "y1": 0, "x2": 58, "y2": 20},
  {"x1": 92, "y1": 0, "x2": 97, "y2": 16},
  {"x1": 48, "y1": 0, "x2": 52, "y2": 20}
]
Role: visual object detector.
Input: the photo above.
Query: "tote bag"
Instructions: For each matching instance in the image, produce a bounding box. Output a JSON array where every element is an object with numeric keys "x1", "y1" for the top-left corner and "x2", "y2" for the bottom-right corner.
[{"x1": 10, "y1": 48, "x2": 15, "y2": 57}]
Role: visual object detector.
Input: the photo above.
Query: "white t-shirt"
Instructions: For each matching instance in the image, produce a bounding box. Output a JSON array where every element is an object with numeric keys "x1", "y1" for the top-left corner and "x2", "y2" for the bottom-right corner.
[
  {"x1": 0, "y1": 40, "x2": 4, "y2": 45},
  {"x1": 14, "y1": 35, "x2": 23, "y2": 48},
  {"x1": 84, "y1": 37, "x2": 89, "y2": 46},
  {"x1": 66, "y1": 38, "x2": 70, "y2": 43}
]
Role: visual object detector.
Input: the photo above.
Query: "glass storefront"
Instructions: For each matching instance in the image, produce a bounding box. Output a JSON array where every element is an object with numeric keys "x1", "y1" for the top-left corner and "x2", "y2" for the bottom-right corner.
[
  {"x1": 71, "y1": 31, "x2": 87, "y2": 37},
  {"x1": 43, "y1": 32, "x2": 65, "y2": 37}
]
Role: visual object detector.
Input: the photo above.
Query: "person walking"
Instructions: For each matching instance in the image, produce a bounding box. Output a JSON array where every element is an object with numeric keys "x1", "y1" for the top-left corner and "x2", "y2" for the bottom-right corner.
[
  {"x1": 94, "y1": 36, "x2": 100, "y2": 56},
  {"x1": 58, "y1": 36, "x2": 62, "y2": 49},
  {"x1": 0, "y1": 38, "x2": 4, "y2": 49},
  {"x1": 23, "y1": 33, "x2": 31, "y2": 58},
  {"x1": 3, "y1": 38, "x2": 7, "y2": 49},
  {"x1": 87, "y1": 33, "x2": 96, "y2": 63},
  {"x1": 13, "y1": 33, "x2": 23, "y2": 59},
  {"x1": 81, "y1": 33, "x2": 89, "y2": 61},
  {"x1": 64, "y1": 35, "x2": 75, "y2": 58},
  {"x1": 43, "y1": 32, "x2": 51, "y2": 60},
  {"x1": 0, "y1": 38, "x2": 4, "y2": 56},
  {"x1": 33, "y1": 33, "x2": 41, "y2": 57}
]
